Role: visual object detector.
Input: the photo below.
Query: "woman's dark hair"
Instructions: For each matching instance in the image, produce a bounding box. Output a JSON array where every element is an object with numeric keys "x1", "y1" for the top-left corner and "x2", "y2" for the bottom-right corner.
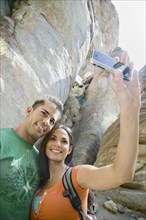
[
  {"x1": 38, "y1": 124, "x2": 95, "y2": 210},
  {"x1": 38, "y1": 124, "x2": 74, "y2": 188}
]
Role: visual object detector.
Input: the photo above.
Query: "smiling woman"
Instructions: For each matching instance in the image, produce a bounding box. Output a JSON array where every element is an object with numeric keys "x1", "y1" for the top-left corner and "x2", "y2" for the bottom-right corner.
[
  {"x1": 45, "y1": 127, "x2": 73, "y2": 163},
  {"x1": 112, "y1": 0, "x2": 145, "y2": 70},
  {"x1": 38, "y1": 125, "x2": 74, "y2": 183},
  {"x1": 29, "y1": 57, "x2": 141, "y2": 218}
]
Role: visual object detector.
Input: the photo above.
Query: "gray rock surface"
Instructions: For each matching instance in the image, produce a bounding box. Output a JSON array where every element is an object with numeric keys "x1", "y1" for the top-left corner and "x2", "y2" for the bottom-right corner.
[
  {"x1": 1, "y1": 0, "x2": 145, "y2": 218},
  {"x1": 1, "y1": 0, "x2": 94, "y2": 127}
]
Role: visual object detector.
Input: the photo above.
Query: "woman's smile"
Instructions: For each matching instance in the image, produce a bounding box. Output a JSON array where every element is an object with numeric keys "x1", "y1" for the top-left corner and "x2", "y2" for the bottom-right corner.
[{"x1": 50, "y1": 149, "x2": 62, "y2": 154}]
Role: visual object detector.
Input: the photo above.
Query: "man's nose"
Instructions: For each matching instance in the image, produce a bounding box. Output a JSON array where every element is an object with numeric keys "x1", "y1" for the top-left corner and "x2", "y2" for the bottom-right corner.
[{"x1": 43, "y1": 118, "x2": 51, "y2": 127}]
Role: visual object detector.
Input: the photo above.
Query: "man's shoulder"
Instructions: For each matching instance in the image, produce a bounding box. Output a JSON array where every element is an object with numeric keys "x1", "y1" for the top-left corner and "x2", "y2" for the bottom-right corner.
[
  {"x1": 0, "y1": 128, "x2": 16, "y2": 138},
  {"x1": 0, "y1": 127, "x2": 13, "y2": 133},
  {"x1": 0, "y1": 128, "x2": 12, "y2": 136}
]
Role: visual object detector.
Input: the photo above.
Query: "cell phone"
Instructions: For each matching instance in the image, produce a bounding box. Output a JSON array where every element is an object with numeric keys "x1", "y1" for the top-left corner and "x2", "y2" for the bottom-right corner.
[{"x1": 90, "y1": 49, "x2": 131, "y2": 81}]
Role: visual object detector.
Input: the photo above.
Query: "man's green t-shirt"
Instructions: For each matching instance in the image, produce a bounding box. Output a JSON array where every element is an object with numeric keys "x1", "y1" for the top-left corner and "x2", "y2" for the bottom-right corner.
[{"x1": 0, "y1": 128, "x2": 40, "y2": 220}]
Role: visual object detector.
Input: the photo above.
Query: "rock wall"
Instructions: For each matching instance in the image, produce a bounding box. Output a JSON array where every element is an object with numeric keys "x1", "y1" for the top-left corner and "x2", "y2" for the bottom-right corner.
[
  {"x1": 1, "y1": 0, "x2": 145, "y2": 216},
  {"x1": 0, "y1": 0, "x2": 98, "y2": 127}
]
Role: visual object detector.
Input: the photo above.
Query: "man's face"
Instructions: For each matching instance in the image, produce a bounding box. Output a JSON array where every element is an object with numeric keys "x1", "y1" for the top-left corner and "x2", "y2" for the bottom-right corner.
[{"x1": 24, "y1": 101, "x2": 60, "y2": 143}]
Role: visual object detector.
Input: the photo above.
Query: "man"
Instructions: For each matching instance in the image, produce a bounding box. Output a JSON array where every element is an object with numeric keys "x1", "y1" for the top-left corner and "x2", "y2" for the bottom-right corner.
[{"x1": 0, "y1": 96, "x2": 63, "y2": 220}]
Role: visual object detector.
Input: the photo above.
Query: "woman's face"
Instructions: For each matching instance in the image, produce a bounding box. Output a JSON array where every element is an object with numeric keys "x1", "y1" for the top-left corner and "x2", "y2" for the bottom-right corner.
[{"x1": 45, "y1": 128, "x2": 72, "y2": 162}]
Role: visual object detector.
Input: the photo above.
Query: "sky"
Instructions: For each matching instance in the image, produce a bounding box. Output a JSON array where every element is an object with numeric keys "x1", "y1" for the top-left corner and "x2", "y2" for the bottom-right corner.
[{"x1": 111, "y1": 0, "x2": 145, "y2": 70}]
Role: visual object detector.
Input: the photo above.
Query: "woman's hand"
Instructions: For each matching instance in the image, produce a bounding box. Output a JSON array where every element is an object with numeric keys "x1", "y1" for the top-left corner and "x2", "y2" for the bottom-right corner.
[
  {"x1": 77, "y1": 51, "x2": 141, "y2": 191},
  {"x1": 111, "y1": 51, "x2": 141, "y2": 113}
]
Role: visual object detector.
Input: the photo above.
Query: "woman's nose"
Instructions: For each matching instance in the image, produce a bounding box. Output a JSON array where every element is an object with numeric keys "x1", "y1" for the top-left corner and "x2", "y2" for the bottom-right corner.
[{"x1": 54, "y1": 140, "x2": 61, "y2": 147}]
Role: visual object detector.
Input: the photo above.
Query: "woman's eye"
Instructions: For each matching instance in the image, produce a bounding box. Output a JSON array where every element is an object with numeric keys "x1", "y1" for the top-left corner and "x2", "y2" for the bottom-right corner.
[
  {"x1": 62, "y1": 140, "x2": 68, "y2": 144},
  {"x1": 50, "y1": 136, "x2": 55, "y2": 141},
  {"x1": 50, "y1": 119, "x2": 55, "y2": 125}
]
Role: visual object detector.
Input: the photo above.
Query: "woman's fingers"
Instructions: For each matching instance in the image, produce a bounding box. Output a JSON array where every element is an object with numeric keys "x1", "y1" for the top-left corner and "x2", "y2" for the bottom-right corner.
[
  {"x1": 120, "y1": 50, "x2": 129, "y2": 65},
  {"x1": 129, "y1": 61, "x2": 134, "y2": 71}
]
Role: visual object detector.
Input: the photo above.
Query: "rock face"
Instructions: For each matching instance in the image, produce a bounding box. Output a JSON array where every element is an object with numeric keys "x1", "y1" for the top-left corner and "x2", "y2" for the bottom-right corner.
[
  {"x1": 0, "y1": 0, "x2": 95, "y2": 127},
  {"x1": 1, "y1": 0, "x2": 145, "y2": 217},
  {"x1": 94, "y1": 101, "x2": 146, "y2": 213}
]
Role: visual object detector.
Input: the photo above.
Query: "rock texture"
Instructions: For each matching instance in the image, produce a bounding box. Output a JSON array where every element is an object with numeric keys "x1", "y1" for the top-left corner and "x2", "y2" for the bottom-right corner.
[
  {"x1": 0, "y1": 0, "x2": 94, "y2": 127},
  {"x1": 1, "y1": 0, "x2": 145, "y2": 218},
  {"x1": 94, "y1": 99, "x2": 146, "y2": 213}
]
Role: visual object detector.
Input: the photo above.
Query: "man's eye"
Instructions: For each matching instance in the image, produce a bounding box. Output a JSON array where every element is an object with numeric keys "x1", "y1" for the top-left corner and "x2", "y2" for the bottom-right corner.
[
  {"x1": 50, "y1": 119, "x2": 55, "y2": 125},
  {"x1": 41, "y1": 111, "x2": 46, "y2": 116}
]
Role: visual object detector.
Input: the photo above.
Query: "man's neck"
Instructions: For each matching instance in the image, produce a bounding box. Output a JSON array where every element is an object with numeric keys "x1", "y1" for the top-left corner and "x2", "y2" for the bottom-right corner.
[{"x1": 14, "y1": 124, "x2": 35, "y2": 144}]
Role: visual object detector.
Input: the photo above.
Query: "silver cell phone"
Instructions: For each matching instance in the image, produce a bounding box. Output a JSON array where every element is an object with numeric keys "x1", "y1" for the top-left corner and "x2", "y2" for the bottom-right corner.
[{"x1": 90, "y1": 49, "x2": 131, "y2": 81}]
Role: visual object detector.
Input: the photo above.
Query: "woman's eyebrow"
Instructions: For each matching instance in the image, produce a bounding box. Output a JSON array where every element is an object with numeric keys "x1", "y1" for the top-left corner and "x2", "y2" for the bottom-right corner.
[{"x1": 50, "y1": 134, "x2": 56, "y2": 137}]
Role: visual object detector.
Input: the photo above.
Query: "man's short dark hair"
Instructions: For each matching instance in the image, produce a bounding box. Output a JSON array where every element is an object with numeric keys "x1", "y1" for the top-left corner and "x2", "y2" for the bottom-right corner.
[{"x1": 32, "y1": 96, "x2": 64, "y2": 117}]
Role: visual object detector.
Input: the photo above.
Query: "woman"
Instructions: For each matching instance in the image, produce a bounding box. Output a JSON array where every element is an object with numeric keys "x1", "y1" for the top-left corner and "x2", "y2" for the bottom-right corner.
[{"x1": 30, "y1": 52, "x2": 141, "y2": 220}]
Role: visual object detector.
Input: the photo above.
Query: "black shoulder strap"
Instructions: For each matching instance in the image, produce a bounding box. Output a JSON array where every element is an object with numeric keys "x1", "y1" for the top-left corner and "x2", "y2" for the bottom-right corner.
[{"x1": 62, "y1": 167, "x2": 91, "y2": 220}]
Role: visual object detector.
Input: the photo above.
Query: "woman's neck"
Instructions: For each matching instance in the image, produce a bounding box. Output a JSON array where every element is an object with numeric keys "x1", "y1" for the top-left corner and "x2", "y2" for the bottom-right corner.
[{"x1": 46, "y1": 162, "x2": 68, "y2": 187}]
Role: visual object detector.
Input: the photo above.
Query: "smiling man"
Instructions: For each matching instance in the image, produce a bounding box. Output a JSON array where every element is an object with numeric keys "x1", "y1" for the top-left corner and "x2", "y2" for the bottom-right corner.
[{"x1": 0, "y1": 96, "x2": 63, "y2": 220}]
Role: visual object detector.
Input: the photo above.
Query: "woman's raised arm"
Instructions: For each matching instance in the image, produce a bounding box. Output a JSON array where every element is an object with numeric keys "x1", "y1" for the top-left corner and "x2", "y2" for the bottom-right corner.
[{"x1": 77, "y1": 51, "x2": 141, "y2": 191}]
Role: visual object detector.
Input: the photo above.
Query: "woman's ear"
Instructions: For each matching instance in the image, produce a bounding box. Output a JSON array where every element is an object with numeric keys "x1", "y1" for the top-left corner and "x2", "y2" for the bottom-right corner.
[{"x1": 68, "y1": 145, "x2": 73, "y2": 155}]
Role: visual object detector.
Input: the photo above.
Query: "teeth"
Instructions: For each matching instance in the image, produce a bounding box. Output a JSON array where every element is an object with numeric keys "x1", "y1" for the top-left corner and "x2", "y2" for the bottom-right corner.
[
  {"x1": 37, "y1": 124, "x2": 44, "y2": 132},
  {"x1": 51, "y1": 149, "x2": 61, "y2": 153}
]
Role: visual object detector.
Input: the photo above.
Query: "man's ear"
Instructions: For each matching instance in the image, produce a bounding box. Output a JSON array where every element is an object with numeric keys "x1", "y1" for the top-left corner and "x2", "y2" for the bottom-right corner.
[{"x1": 25, "y1": 107, "x2": 33, "y2": 116}]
